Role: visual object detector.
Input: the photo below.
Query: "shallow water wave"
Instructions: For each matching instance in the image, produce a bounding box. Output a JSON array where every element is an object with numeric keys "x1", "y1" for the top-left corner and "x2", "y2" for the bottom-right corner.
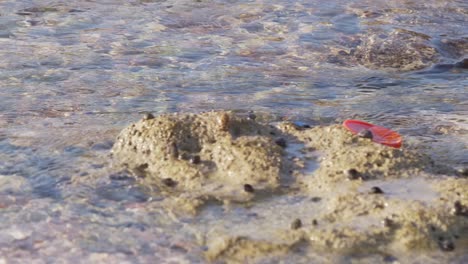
[{"x1": 0, "y1": 0, "x2": 467, "y2": 262}]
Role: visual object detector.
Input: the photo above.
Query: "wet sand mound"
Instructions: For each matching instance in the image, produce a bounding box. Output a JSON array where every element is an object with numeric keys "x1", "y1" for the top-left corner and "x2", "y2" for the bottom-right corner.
[
  {"x1": 111, "y1": 111, "x2": 286, "y2": 203},
  {"x1": 112, "y1": 111, "x2": 467, "y2": 263}
]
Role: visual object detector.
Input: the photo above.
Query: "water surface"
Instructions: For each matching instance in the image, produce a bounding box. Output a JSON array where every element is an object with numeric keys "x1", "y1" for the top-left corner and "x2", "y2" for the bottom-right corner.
[{"x1": 0, "y1": 0, "x2": 467, "y2": 262}]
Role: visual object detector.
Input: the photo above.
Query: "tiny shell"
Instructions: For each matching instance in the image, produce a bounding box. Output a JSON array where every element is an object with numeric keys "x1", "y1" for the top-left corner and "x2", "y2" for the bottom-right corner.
[{"x1": 217, "y1": 113, "x2": 230, "y2": 131}]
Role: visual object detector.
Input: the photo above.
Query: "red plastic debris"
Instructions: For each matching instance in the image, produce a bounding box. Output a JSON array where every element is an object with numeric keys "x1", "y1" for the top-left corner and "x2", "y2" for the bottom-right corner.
[{"x1": 343, "y1": 119, "x2": 402, "y2": 148}]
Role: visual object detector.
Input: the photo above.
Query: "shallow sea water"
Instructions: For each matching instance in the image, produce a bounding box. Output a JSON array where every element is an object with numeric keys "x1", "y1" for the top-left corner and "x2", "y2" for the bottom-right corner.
[{"x1": 0, "y1": 0, "x2": 467, "y2": 263}]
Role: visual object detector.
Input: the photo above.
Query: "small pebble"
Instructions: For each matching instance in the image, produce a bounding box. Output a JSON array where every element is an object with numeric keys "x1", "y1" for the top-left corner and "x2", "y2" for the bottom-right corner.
[
  {"x1": 275, "y1": 138, "x2": 287, "y2": 148},
  {"x1": 178, "y1": 153, "x2": 190, "y2": 160},
  {"x1": 455, "y1": 58, "x2": 468, "y2": 69},
  {"x1": 312, "y1": 219, "x2": 318, "y2": 225},
  {"x1": 168, "y1": 143, "x2": 178, "y2": 158},
  {"x1": 218, "y1": 113, "x2": 230, "y2": 131},
  {"x1": 311, "y1": 197, "x2": 321, "y2": 202},
  {"x1": 438, "y1": 238, "x2": 455, "y2": 252},
  {"x1": 247, "y1": 111, "x2": 256, "y2": 120},
  {"x1": 243, "y1": 184, "x2": 254, "y2": 193},
  {"x1": 162, "y1": 178, "x2": 177, "y2": 187},
  {"x1": 143, "y1": 113, "x2": 154, "y2": 120},
  {"x1": 135, "y1": 163, "x2": 149, "y2": 172},
  {"x1": 370, "y1": 186, "x2": 384, "y2": 194},
  {"x1": 453, "y1": 201, "x2": 468, "y2": 217},
  {"x1": 338, "y1": 50, "x2": 348, "y2": 56},
  {"x1": 458, "y1": 168, "x2": 468, "y2": 177},
  {"x1": 382, "y1": 218, "x2": 393, "y2": 227},
  {"x1": 293, "y1": 121, "x2": 311, "y2": 129},
  {"x1": 358, "y1": 129, "x2": 373, "y2": 139},
  {"x1": 170, "y1": 244, "x2": 188, "y2": 254},
  {"x1": 190, "y1": 155, "x2": 201, "y2": 164},
  {"x1": 247, "y1": 212, "x2": 258, "y2": 218},
  {"x1": 374, "y1": 203, "x2": 386, "y2": 209},
  {"x1": 109, "y1": 170, "x2": 132, "y2": 181},
  {"x1": 382, "y1": 255, "x2": 398, "y2": 263},
  {"x1": 291, "y1": 218, "x2": 302, "y2": 230},
  {"x1": 344, "y1": 168, "x2": 361, "y2": 180}
]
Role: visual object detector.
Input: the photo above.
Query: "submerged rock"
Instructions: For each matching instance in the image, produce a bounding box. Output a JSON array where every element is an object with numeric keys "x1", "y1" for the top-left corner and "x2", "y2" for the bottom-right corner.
[
  {"x1": 354, "y1": 29, "x2": 438, "y2": 71},
  {"x1": 439, "y1": 37, "x2": 468, "y2": 58}
]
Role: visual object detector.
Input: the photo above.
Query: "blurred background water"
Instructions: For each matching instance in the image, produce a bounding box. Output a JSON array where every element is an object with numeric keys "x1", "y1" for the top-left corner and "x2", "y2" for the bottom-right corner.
[{"x1": 0, "y1": 0, "x2": 466, "y2": 262}]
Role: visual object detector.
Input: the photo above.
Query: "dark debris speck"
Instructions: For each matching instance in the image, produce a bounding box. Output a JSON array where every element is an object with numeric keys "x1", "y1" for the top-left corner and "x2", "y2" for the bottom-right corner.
[
  {"x1": 382, "y1": 218, "x2": 394, "y2": 227},
  {"x1": 243, "y1": 184, "x2": 254, "y2": 193},
  {"x1": 247, "y1": 111, "x2": 256, "y2": 120},
  {"x1": 455, "y1": 58, "x2": 468, "y2": 69},
  {"x1": 458, "y1": 168, "x2": 468, "y2": 177},
  {"x1": 162, "y1": 178, "x2": 177, "y2": 187},
  {"x1": 382, "y1": 255, "x2": 398, "y2": 263},
  {"x1": 293, "y1": 121, "x2": 311, "y2": 129},
  {"x1": 143, "y1": 113, "x2": 155, "y2": 120},
  {"x1": 438, "y1": 238, "x2": 455, "y2": 252},
  {"x1": 178, "y1": 152, "x2": 190, "y2": 160},
  {"x1": 344, "y1": 169, "x2": 361, "y2": 180},
  {"x1": 291, "y1": 218, "x2": 302, "y2": 230},
  {"x1": 275, "y1": 138, "x2": 287, "y2": 148},
  {"x1": 453, "y1": 201, "x2": 468, "y2": 217},
  {"x1": 358, "y1": 129, "x2": 373, "y2": 139},
  {"x1": 370, "y1": 186, "x2": 384, "y2": 194},
  {"x1": 190, "y1": 155, "x2": 201, "y2": 164},
  {"x1": 109, "y1": 170, "x2": 133, "y2": 181},
  {"x1": 170, "y1": 244, "x2": 188, "y2": 254},
  {"x1": 168, "y1": 143, "x2": 179, "y2": 158},
  {"x1": 311, "y1": 197, "x2": 322, "y2": 202}
]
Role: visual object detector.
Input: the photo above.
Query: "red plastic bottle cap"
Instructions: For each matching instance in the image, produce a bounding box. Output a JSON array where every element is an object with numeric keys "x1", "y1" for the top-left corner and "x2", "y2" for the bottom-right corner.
[{"x1": 343, "y1": 119, "x2": 402, "y2": 148}]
